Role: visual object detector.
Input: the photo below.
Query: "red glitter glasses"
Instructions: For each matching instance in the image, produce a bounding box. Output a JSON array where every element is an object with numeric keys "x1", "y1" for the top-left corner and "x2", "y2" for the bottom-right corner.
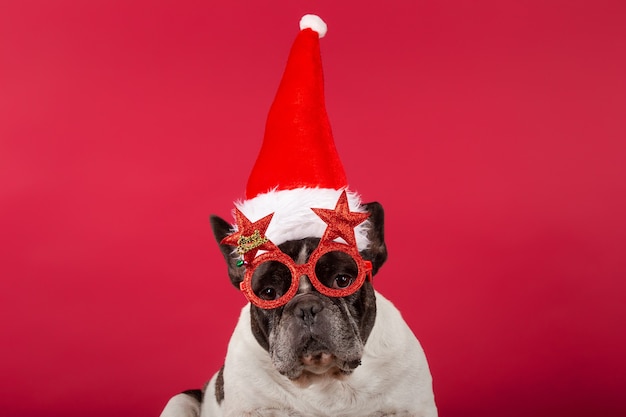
[{"x1": 221, "y1": 191, "x2": 373, "y2": 309}]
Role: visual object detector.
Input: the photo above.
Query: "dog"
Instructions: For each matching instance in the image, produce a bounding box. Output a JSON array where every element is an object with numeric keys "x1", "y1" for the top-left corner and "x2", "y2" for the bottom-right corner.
[{"x1": 159, "y1": 197, "x2": 437, "y2": 417}]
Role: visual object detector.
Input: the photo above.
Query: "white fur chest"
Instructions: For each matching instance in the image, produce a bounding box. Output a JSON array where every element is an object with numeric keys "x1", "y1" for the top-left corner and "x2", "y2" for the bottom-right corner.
[{"x1": 202, "y1": 292, "x2": 437, "y2": 417}]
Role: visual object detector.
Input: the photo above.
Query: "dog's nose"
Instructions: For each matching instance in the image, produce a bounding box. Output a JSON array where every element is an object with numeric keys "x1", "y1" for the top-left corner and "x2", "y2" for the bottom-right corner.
[{"x1": 292, "y1": 294, "x2": 324, "y2": 325}]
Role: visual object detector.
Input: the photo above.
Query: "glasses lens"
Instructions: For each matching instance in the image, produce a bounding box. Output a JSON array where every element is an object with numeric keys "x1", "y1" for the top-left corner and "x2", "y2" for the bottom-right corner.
[
  {"x1": 314, "y1": 250, "x2": 360, "y2": 291},
  {"x1": 250, "y1": 260, "x2": 292, "y2": 302}
]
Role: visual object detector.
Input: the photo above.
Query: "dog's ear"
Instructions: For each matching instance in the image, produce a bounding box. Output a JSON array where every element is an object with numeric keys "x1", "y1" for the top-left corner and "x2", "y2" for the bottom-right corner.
[
  {"x1": 210, "y1": 215, "x2": 245, "y2": 288},
  {"x1": 361, "y1": 202, "x2": 388, "y2": 276}
]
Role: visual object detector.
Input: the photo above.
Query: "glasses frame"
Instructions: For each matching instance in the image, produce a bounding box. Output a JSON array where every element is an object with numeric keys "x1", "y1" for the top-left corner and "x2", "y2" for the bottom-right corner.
[{"x1": 239, "y1": 239, "x2": 372, "y2": 310}]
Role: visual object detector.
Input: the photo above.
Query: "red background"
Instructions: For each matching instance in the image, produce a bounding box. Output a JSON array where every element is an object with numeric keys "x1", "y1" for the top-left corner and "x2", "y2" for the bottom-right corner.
[{"x1": 1, "y1": 1, "x2": 625, "y2": 416}]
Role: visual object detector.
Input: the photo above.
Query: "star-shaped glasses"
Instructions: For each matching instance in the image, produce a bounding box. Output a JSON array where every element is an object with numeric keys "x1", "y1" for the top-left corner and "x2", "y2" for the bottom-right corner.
[{"x1": 222, "y1": 191, "x2": 373, "y2": 309}]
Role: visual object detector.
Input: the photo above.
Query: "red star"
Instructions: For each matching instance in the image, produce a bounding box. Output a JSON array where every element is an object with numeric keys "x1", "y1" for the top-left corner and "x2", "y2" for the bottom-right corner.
[
  {"x1": 221, "y1": 209, "x2": 275, "y2": 260},
  {"x1": 311, "y1": 191, "x2": 370, "y2": 246}
]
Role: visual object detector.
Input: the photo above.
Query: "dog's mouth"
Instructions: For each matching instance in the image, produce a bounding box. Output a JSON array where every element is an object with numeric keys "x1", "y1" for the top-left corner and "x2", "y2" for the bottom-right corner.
[
  {"x1": 290, "y1": 349, "x2": 359, "y2": 387},
  {"x1": 287, "y1": 340, "x2": 362, "y2": 384},
  {"x1": 271, "y1": 336, "x2": 363, "y2": 384},
  {"x1": 301, "y1": 350, "x2": 336, "y2": 374},
  {"x1": 300, "y1": 340, "x2": 339, "y2": 372},
  {"x1": 267, "y1": 295, "x2": 366, "y2": 383}
]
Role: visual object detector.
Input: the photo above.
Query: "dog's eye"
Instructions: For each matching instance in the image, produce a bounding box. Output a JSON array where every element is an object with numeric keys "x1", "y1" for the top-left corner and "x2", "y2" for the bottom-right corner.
[
  {"x1": 314, "y1": 251, "x2": 359, "y2": 290},
  {"x1": 251, "y1": 261, "x2": 291, "y2": 301},
  {"x1": 259, "y1": 287, "x2": 278, "y2": 300},
  {"x1": 333, "y1": 274, "x2": 354, "y2": 289}
]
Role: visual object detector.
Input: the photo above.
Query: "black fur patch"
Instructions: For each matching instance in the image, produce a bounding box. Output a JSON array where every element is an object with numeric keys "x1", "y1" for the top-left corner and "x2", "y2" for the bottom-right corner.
[
  {"x1": 215, "y1": 364, "x2": 225, "y2": 404},
  {"x1": 182, "y1": 389, "x2": 203, "y2": 403}
]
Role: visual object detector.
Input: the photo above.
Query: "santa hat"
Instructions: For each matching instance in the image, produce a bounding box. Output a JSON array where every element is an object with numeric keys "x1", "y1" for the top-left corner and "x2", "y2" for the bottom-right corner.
[{"x1": 233, "y1": 15, "x2": 370, "y2": 250}]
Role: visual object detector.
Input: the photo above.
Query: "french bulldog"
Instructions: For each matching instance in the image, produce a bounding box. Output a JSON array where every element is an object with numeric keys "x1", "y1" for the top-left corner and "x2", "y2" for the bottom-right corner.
[{"x1": 159, "y1": 199, "x2": 437, "y2": 417}]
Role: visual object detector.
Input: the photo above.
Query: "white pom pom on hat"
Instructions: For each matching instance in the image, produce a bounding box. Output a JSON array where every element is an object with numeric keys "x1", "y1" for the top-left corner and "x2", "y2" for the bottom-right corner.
[{"x1": 299, "y1": 14, "x2": 327, "y2": 38}]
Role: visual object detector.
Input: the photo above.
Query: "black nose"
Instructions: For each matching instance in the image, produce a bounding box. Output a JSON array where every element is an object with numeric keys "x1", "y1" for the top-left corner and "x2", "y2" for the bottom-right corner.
[{"x1": 293, "y1": 295, "x2": 324, "y2": 326}]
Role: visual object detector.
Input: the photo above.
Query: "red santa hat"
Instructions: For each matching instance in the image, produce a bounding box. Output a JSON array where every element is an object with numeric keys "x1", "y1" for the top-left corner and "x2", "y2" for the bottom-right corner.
[{"x1": 233, "y1": 14, "x2": 370, "y2": 250}]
